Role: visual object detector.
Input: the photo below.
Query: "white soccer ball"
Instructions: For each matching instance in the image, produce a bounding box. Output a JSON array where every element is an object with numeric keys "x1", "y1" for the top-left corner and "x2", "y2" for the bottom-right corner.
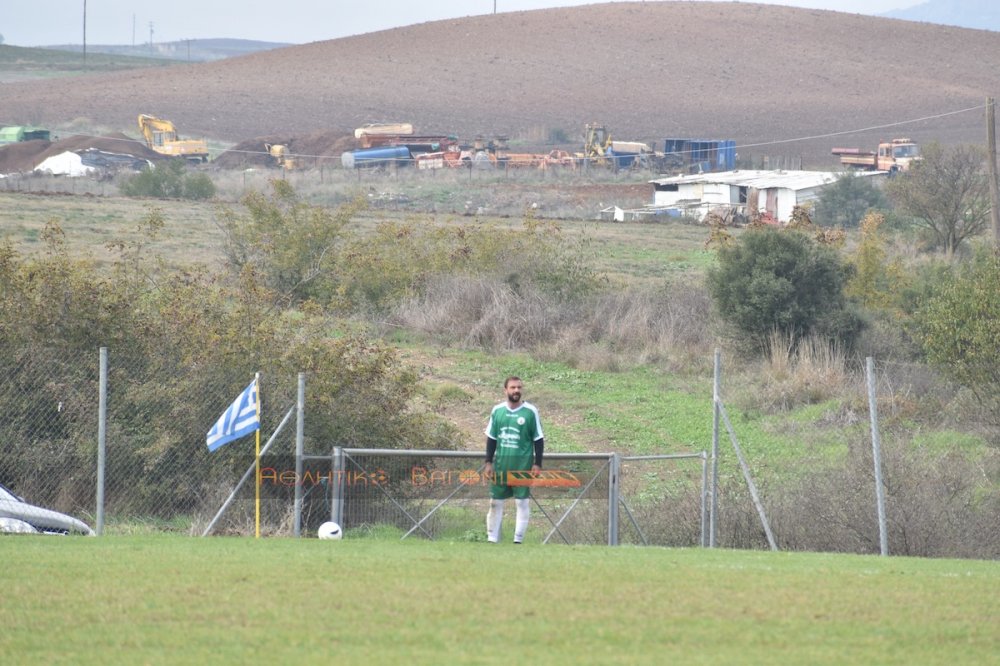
[{"x1": 317, "y1": 521, "x2": 343, "y2": 540}]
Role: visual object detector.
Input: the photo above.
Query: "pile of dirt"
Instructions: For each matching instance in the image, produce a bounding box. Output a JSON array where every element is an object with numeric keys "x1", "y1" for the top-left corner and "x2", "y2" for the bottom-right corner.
[
  {"x1": 0, "y1": 140, "x2": 50, "y2": 174},
  {"x1": 0, "y1": 133, "x2": 162, "y2": 173},
  {"x1": 213, "y1": 130, "x2": 355, "y2": 169}
]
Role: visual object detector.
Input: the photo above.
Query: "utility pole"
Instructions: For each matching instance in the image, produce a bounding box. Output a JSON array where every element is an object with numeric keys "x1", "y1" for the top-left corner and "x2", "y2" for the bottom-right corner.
[
  {"x1": 82, "y1": 0, "x2": 87, "y2": 66},
  {"x1": 988, "y1": 97, "x2": 1000, "y2": 246}
]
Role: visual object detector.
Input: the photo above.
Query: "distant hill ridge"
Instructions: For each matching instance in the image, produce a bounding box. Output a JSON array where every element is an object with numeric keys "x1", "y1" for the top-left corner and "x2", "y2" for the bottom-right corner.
[
  {"x1": 42, "y1": 38, "x2": 291, "y2": 62},
  {"x1": 885, "y1": 0, "x2": 1000, "y2": 32}
]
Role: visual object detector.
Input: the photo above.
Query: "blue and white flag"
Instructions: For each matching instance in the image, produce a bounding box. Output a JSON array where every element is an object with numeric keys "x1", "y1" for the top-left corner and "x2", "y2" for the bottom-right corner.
[{"x1": 206, "y1": 378, "x2": 260, "y2": 452}]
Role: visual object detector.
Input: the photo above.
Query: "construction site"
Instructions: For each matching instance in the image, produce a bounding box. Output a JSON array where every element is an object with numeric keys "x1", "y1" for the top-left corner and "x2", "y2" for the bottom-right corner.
[
  {"x1": 0, "y1": 1, "x2": 990, "y2": 219},
  {"x1": 0, "y1": 113, "x2": 741, "y2": 177}
]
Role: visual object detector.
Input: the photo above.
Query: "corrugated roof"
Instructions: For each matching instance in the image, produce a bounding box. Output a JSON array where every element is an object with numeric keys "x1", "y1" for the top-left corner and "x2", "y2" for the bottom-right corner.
[{"x1": 650, "y1": 169, "x2": 880, "y2": 191}]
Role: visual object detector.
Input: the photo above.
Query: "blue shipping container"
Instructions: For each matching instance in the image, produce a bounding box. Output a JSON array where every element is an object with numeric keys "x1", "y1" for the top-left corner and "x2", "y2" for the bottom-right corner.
[{"x1": 662, "y1": 138, "x2": 735, "y2": 172}]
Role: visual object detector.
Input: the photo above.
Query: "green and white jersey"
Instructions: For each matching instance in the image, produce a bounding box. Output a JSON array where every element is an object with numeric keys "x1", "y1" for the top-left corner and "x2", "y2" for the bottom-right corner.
[{"x1": 485, "y1": 401, "x2": 543, "y2": 471}]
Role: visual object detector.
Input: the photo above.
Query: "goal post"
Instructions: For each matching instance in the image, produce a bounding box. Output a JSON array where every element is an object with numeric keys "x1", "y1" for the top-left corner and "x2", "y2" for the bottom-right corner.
[{"x1": 291, "y1": 447, "x2": 707, "y2": 546}]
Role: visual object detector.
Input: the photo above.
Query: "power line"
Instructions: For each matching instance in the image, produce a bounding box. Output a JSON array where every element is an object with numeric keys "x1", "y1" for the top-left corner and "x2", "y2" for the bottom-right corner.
[{"x1": 735, "y1": 104, "x2": 986, "y2": 151}]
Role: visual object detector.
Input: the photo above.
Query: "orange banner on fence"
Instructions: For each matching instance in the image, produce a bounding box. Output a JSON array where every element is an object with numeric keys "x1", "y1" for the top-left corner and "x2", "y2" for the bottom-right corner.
[{"x1": 505, "y1": 470, "x2": 582, "y2": 488}]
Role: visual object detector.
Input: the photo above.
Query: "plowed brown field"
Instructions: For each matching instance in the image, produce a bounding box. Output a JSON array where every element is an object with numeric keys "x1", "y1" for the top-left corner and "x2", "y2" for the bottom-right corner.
[{"x1": 1, "y1": 2, "x2": 998, "y2": 170}]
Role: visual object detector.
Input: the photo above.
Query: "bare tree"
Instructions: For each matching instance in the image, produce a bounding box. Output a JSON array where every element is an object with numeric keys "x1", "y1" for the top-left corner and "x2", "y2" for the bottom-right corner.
[{"x1": 885, "y1": 142, "x2": 990, "y2": 257}]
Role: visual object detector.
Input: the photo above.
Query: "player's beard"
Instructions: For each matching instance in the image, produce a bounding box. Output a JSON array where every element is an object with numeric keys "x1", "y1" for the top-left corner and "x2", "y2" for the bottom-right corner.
[{"x1": 509, "y1": 390, "x2": 521, "y2": 403}]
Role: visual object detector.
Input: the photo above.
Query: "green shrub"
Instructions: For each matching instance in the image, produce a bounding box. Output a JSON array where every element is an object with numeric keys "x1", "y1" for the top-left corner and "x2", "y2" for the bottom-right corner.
[
  {"x1": 813, "y1": 172, "x2": 888, "y2": 228},
  {"x1": 336, "y1": 213, "x2": 603, "y2": 312},
  {"x1": 910, "y1": 248, "x2": 1000, "y2": 427},
  {"x1": 182, "y1": 171, "x2": 216, "y2": 200},
  {"x1": 707, "y1": 227, "x2": 863, "y2": 352},
  {"x1": 120, "y1": 159, "x2": 215, "y2": 200}
]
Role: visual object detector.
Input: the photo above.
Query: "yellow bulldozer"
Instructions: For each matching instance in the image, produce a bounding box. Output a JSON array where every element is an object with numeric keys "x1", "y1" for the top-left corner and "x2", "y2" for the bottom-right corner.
[{"x1": 137, "y1": 114, "x2": 209, "y2": 162}]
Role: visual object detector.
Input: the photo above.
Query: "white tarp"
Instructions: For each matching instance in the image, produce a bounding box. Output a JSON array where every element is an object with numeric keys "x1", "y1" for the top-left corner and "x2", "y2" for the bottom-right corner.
[{"x1": 34, "y1": 151, "x2": 97, "y2": 177}]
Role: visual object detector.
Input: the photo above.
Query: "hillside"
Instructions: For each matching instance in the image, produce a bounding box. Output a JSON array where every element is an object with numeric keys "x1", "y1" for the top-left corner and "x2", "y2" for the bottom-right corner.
[{"x1": 1, "y1": 2, "x2": 999, "y2": 167}]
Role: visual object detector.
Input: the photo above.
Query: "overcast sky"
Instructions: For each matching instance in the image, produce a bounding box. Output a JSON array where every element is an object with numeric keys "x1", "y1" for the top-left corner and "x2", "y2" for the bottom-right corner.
[{"x1": 2, "y1": 1, "x2": 921, "y2": 47}]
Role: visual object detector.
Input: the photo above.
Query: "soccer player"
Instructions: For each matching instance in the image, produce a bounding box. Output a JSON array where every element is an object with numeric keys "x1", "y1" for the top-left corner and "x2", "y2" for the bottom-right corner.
[{"x1": 483, "y1": 376, "x2": 544, "y2": 544}]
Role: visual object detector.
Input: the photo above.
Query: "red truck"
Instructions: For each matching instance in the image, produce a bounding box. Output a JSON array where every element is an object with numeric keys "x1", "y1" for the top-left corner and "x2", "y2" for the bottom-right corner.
[{"x1": 832, "y1": 138, "x2": 920, "y2": 173}]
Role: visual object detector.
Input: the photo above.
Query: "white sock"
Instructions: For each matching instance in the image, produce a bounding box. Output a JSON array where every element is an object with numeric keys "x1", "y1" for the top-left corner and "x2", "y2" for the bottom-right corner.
[
  {"x1": 514, "y1": 498, "x2": 530, "y2": 543},
  {"x1": 487, "y1": 499, "x2": 505, "y2": 542}
]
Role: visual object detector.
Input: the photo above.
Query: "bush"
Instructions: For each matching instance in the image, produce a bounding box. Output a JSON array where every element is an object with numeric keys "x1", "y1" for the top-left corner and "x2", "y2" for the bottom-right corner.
[
  {"x1": 216, "y1": 179, "x2": 358, "y2": 306},
  {"x1": 335, "y1": 212, "x2": 604, "y2": 312},
  {"x1": 764, "y1": 438, "x2": 1000, "y2": 558},
  {"x1": 706, "y1": 227, "x2": 863, "y2": 352},
  {"x1": 0, "y1": 214, "x2": 459, "y2": 517},
  {"x1": 182, "y1": 171, "x2": 216, "y2": 200},
  {"x1": 813, "y1": 172, "x2": 888, "y2": 228},
  {"x1": 120, "y1": 159, "x2": 216, "y2": 200},
  {"x1": 910, "y1": 248, "x2": 1000, "y2": 428}
]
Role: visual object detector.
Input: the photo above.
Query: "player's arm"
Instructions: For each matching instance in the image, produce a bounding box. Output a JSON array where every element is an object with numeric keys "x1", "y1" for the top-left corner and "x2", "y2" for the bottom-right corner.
[
  {"x1": 532, "y1": 437, "x2": 544, "y2": 472},
  {"x1": 485, "y1": 436, "x2": 497, "y2": 477}
]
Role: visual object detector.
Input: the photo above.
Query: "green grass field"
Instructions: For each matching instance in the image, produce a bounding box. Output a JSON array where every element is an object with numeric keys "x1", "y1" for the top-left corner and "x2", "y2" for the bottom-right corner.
[{"x1": 1, "y1": 535, "x2": 997, "y2": 664}]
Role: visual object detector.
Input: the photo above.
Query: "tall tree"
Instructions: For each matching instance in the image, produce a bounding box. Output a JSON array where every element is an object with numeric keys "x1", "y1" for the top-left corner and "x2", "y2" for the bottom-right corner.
[{"x1": 885, "y1": 142, "x2": 990, "y2": 257}]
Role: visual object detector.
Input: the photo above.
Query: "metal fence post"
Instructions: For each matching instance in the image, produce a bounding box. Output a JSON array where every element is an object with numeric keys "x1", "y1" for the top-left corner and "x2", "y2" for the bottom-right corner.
[
  {"x1": 331, "y1": 446, "x2": 345, "y2": 527},
  {"x1": 96, "y1": 347, "x2": 107, "y2": 536},
  {"x1": 608, "y1": 452, "x2": 620, "y2": 546},
  {"x1": 710, "y1": 348, "x2": 721, "y2": 547},
  {"x1": 293, "y1": 372, "x2": 305, "y2": 537},
  {"x1": 700, "y1": 451, "x2": 708, "y2": 547},
  {"x1": 866, "y1": 357, "x2": 889, "y2": 556}
]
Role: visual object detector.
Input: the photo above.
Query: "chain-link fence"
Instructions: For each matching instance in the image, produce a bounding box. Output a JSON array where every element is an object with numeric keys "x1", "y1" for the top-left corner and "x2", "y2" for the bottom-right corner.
[
  {"x1": 1, "y1": 348, "x2": 100, "y2": 531},
  {"x1": 7, "y1": 345, "x2": 994, "y2": 556},
  {"x1": 1, "y1": 346, "x2": 311, "y2": 535},
  {"x1": 0, "y1": 346, "x2": 709, "y2": 542}
]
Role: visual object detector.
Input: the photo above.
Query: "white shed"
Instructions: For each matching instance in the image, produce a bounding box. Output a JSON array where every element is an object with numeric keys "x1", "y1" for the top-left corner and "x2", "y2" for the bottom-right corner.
[{"x1": 649, "y1": 170, "x2": 881, "y2": 223}]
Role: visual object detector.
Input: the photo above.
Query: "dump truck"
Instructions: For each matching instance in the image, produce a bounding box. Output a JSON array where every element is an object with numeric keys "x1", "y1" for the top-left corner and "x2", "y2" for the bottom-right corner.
[
  {"x1": 832, "y1": 138, "x2": 920, "y2": 173},
  {"x1": 137, "y1": 114, "x2": 209, "y2": 162}
]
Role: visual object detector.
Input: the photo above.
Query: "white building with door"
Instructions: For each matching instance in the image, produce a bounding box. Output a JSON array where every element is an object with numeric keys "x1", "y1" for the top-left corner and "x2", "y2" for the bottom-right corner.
[{"x1": 649, "y1": 170, "x2": 883, "y2": 223}]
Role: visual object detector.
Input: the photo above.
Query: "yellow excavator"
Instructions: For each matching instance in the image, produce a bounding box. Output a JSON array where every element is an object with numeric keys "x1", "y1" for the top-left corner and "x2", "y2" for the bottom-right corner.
[
  {"x1": 137, "y1": 114, "x2": 209, "y2": 162},
  {"x1": 264, "y1": 143, "x2": 296, "y2": 170},
  {"x1": 580, "y1": 123, "x2": 613, "y2": 166}
]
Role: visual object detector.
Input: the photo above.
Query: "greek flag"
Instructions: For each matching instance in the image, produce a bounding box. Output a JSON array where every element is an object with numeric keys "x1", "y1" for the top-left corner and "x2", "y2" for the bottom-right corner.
[{"x1": 206, "y1": 378, "x2": 260, "y2": 452}]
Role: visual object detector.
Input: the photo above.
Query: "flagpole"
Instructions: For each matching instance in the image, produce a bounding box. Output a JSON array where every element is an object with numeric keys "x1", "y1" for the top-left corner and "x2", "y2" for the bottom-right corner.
[{"x1": 254, "y1": 372, "x2": 261, "y2": 539}]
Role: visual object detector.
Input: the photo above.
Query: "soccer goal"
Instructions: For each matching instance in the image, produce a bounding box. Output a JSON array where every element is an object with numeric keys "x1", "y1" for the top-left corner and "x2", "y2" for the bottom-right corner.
[{"x1": 294, "y1": 448, "x2": 708, "y2": 546}]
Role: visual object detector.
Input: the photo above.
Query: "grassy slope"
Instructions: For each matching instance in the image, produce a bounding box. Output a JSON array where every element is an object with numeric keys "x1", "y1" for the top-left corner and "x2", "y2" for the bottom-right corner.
[
  {"x1": 1, "y1": 536, "x2": 996, "y2": 664},
  {"x1": 1, "y1": 188, "x2": 990, "y2": 462}
]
